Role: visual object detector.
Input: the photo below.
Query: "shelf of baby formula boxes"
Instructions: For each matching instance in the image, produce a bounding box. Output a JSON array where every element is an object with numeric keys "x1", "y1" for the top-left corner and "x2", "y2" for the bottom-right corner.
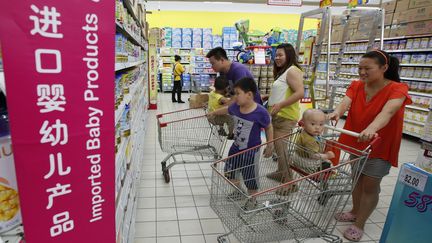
[
  {"x1": 115, "y1": 115, "x2": 146, "y2": 243},
  {"x1": 116, "y1": 20, "x2": 145, "y2": 49},
  {"x1": 0, "y1": 226, "x2": 24, "y2": 243},
  {"x1": 115, "y1": 73, "x2": 145, "y2": 125}
]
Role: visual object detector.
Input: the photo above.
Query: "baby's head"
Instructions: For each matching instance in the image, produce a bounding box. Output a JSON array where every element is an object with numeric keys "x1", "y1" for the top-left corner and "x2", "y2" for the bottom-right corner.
[
  {"x1": 214, "y1": 76, "x2": 229, "y2": 94},
  {"x1": 300, "y1": 109, "x2": 326, "y2": 136}
]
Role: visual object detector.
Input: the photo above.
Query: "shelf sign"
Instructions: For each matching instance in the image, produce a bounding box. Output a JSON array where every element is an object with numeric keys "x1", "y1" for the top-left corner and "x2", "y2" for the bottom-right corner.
[
  {"x1": 267, "y1": 0, "x2": 302, "y2": 6},
  {"x1": 399, "y1": 166, "x2": 428, "y2": 192},
  {"x1": 0, "y1": 1, "x2": 116, "y2": 242}
]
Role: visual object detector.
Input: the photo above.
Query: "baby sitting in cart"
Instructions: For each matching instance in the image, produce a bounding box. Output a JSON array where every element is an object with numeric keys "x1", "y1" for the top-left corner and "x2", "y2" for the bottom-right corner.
[{"x1": 293, "y1": 109, "x2": 335, "y2": 173}]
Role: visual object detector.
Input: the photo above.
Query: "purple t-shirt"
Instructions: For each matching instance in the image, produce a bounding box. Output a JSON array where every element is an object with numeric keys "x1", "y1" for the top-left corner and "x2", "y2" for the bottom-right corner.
[
  {"x1": 224, "y1": 62, "x2": 263, "y2": 105},
  {"x1": 228, "y1": 103, "x2": 271, "y2": 154}
]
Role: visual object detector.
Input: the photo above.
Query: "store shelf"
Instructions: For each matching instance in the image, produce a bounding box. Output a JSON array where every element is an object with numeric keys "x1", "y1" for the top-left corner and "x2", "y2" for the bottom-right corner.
[
  {"x1": 115, "y1": 77, "x2": 144, "y2": 125},
  {"x1": 409, "y1": 91, "x2": 432, "y2": 98},
  {"x1": 322, "y1": 51, "x2": 366, "y2": 55},
  {"x1": 342, "y1": 62, "x2": 360, "y2": 65},
  {"x1": 404, "y1": 119, "x2": 425, "y2": 126},
  {"x1": 115, "y1": 60, "x2": 145, "y2": 71},
  {"x1": 315, "y1": 87, "x2": 345, "y2": 96},
  {"x1": 123, "y1": 0, "x2": 140, "y2": 27},
  {"x1": 403, "y1": 130, "x2": 423, "y2": 138},
  {"x1": 386, "y1": 49, "x2": 431, "y2": 53},
  {"x1": 115, "y1": 20, "x2": 144, "y2": 49},
  {"x1": 400, "y1": 63, "x2": 432, "y2": 67},
  {"x1": 401, "y1": 77, "x2": 432, "y2": 83},
  {"x1": 406, "y1": 105, "x2": 429, "y2": 112},
  {"x1": 339, "y1": 72, "x2": 358, "y2": 76},
  {"x1": 323, "y1": 34, "x2": 432, "y2": 45}
]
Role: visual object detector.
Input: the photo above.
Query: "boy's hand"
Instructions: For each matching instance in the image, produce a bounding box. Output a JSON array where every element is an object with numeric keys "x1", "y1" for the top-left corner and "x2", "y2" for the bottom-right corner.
[
  {"x1": 207, "y1": 111, "x2": 215, "y2": 119},
  {"x1": 264, "y1": 143, "x2": 274, "y2": 158}
]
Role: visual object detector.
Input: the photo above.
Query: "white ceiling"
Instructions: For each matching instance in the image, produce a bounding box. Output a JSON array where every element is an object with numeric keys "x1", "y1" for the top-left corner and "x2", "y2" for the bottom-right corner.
[{"x1": 146, "y1": 0, "x2": 382, "y2": 14}]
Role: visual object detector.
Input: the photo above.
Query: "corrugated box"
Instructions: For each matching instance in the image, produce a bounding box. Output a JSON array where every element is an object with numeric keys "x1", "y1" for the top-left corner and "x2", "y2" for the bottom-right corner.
[
  {"x1": 405, "y1": 6, "x2": 432, "y2": 22},
  {"x1": 189, "y1": 94, "x2": 209, "y2": 108},
  {"x1": 332, "y1": 16, "x2": 342, "y2": 25},
  {"x1": 406, "y1": 19, "x2": 432, "y2": 35},
  {"x1": 409, "y1": 0, "x2": 432, "y2": 9},
  {"x1": 385, "y1": 13, "x2": 394, "y2": 25},
  {"x1": 395, "y1": 0, "x2": 410, "y2": 12},
  {"x1": 382, "y1": 0, "x2": 397, "y2": 13}
]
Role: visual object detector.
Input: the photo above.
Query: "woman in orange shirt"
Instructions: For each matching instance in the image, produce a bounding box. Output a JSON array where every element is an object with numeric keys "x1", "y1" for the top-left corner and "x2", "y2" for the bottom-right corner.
[{"x1": 328, "y1": 50, "x2": 412, "y2": 242}]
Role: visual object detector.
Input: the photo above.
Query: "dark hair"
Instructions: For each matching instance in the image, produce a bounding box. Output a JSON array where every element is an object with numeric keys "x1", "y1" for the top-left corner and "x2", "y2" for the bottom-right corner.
[
  {"x1": 362, "y1": 50, "x2": 400, "y2": 82},
  {"x1": 214, "y1": 76, "x2": 229, "y2": 91},
  {"x1": 273, "y1": 43, "x2": 301, "y2": 79},
  {"x1": 233, "y1": 77, "x2": 257, "y2": 97},
  {"x1": 174, "y1": 55, "x2": 181, "y2": 62},
  {"x1": 206, "y1": 47, "x2": 228, "y2": 60}
]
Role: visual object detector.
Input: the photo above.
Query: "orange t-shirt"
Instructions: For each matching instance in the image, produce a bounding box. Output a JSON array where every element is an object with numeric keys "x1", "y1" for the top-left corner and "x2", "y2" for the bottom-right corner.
[{"x1": 338, "y1": 80, "x2": 412, "y2": 167}]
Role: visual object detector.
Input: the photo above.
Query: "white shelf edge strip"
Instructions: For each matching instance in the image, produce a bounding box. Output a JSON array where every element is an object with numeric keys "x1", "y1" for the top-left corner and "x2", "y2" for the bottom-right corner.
[
  {"x1": 405, "y1": 105, "x2": 429, "y2": 112},
  {"x1": 115, "y1": 60, "x2": 145, "y2": 71},
  {"x1": 408, "y1": 91, "x2": 432, "y2": 98}
]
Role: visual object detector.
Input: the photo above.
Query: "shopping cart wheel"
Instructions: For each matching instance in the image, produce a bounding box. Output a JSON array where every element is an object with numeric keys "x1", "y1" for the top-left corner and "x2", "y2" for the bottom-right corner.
[
  {"x1": 217, "y1": 236, "x2": 228, "y2": 243},
  {"x1": 163, "y1": 169, "x2": 170, "y2": 183}
]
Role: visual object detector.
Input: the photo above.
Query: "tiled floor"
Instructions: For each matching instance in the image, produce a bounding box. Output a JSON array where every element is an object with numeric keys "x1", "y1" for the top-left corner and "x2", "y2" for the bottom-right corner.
[{"x1": 135, "y1": 93, "x2": 421, "y2": 243}]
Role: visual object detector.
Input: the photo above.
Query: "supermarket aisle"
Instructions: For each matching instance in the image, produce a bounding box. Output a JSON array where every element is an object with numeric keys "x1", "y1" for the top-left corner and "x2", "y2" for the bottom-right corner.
[{"x1": 134, "y1": 93, "x2": 420, "y2": 243}]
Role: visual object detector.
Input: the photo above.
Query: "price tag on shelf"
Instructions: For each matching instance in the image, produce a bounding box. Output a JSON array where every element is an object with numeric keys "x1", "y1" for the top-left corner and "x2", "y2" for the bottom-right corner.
[{"x1": 398, "y1": 166, "x2": 428, "y2": 192}]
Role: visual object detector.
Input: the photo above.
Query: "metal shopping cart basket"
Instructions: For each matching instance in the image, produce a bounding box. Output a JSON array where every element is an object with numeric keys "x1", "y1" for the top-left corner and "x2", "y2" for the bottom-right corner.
[
  {"x1": 210, "y1": 126, "x2": 379, "y2": 243},
  {"x1": 157, "y1": 107, "x2": 228, "y2": 183}
]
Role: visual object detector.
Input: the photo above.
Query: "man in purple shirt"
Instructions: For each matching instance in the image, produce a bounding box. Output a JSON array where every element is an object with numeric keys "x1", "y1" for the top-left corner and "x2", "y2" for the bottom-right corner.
[{"x1": 206, "y1": 47, "x2": 263, "y2": 104}]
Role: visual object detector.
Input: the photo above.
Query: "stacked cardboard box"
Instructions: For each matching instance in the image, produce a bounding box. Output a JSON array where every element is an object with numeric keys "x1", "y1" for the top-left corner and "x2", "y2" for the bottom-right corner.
[{"x1": 386, "y1": 0, "x2": 432, "y2": 37}]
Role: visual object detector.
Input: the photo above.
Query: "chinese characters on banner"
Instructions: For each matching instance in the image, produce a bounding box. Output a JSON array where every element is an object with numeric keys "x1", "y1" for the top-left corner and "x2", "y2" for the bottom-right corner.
[
  {"x1": 267, "y1": 0, "x2": 302, "y2": 7},
  {"x1": 0, "y1": 1, "x2": 116, "y2": 242},
  {"x1": 148, "y1": 28, "x2": 159, "y2": 110}
]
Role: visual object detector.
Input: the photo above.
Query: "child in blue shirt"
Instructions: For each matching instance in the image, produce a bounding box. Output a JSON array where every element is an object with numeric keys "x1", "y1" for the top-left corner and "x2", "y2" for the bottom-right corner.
[{"x1": 210, "y1": 77, "x2": 273, "y2": 196}]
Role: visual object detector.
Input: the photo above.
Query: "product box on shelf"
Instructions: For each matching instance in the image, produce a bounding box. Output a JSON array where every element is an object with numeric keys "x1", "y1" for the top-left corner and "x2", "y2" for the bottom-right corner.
[
  {"x1": 409, "y1": 0, "x2": 432, "y2": 9},
  {"x1": 406, "y1": 20, "x2": 432, "y2": 35},
  {"x1": 395, "y1": 0, "x2": 410, "y2": 12},
  {"x1": 385, "y1": 13, "x2": 394, "y2": 26},
  {"x1": 404, "y1": 6, "x2": 432, "y2": 22},
  {"x1": 182, "y1": 28, "x2": 192, "y2": 35},
  {"x1": 172, "y1": 28, "x2": 182, "y2": 35},
  {"x1": 382, "y1": 0, "x2": 397, "y2": 13},
  {"x1": 203, "y1": 28, "x2": 212, "y2": 35},
  {"x1": 390, "y1": 24, "x2": 408, "y2": 37}
]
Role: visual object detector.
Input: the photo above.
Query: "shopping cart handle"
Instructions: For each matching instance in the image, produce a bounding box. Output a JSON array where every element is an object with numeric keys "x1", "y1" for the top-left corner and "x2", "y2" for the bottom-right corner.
[
  {"x1": 324, "y1": 125, "x2": 360, "y2": 137},
  {"x1": 324, "y1": 125, "x2": 381, "y2": 149}
]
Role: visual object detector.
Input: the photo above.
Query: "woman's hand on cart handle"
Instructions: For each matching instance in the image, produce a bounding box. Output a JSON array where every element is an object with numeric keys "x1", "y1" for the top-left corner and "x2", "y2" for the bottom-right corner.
[
  {"x1": 326, "y1": 111, "x2": 340, "y2": 122},
  {"x1": 358, "y1": 128, "x2": 379, "y2": 143},
  {"x1": 263, "y1": 143, "x2": 274, "y2": 158}
]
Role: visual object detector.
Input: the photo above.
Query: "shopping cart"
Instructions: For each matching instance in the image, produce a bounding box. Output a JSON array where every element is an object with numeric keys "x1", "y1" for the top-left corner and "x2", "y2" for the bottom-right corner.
[
  {"x1": 157, "y1": 107, "x2": 227, "y2": 183},
  {"x1": 210, "y1": 126, "x2": 379, "y2": 243}
]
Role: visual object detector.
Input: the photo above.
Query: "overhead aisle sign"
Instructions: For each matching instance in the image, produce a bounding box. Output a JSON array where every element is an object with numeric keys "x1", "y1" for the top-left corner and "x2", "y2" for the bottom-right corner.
[{"x1": 0, "y1": 1, "x2": 116, "y2": 242}]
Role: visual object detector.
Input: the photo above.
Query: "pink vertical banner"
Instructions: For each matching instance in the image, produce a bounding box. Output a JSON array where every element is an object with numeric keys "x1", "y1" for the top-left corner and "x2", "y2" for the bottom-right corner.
[{"x1": 0, "y1": 1, "x2": 115, "y2": 242}]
